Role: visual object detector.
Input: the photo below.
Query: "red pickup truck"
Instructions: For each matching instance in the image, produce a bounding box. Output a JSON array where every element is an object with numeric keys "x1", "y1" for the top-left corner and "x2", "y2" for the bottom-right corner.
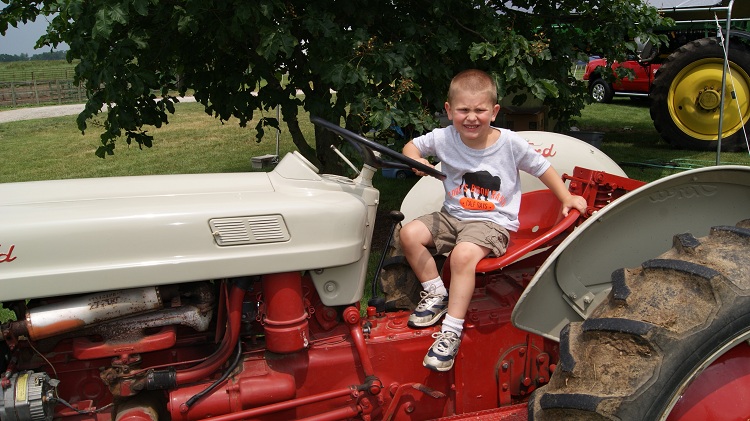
[{"x1": 583, "y1": 57, "x2": 661, "y2": 103}]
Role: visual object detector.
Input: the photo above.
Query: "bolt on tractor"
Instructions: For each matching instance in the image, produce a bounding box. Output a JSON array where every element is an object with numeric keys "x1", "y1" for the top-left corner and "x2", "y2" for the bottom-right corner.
[
  {"x1": 1, "y1": 117, "x2": 750, "y2": 421},
  {"x1": 585, "y1": 0, "x2": 750, "y2": 152}
]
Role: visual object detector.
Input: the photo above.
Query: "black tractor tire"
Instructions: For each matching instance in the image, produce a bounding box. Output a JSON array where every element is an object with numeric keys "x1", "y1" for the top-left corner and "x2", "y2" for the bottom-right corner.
[
  {"x1": 650, "y1": 37, "x2": 750, "y2": 152},
  {"x1": 529, "y1": 219, "x2": 750, "y2": 420},
  {"x1": 589, "y1": 79, "x2": 614, "y2": 103}
]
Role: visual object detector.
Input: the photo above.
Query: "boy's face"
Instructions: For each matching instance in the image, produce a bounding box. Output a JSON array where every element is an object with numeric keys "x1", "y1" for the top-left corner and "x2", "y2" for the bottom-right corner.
[{"x1": 444, "y1": 91, "x2": 500, "y2": 145}]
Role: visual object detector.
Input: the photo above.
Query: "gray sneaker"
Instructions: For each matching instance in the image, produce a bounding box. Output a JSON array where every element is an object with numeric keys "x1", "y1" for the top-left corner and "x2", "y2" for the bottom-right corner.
[
  {"x1": 423, "y1": 331, "x2": 461, "y2": 372},
  {"x1": 408, "y1": 291, "x2": 448, "y2": 328}
]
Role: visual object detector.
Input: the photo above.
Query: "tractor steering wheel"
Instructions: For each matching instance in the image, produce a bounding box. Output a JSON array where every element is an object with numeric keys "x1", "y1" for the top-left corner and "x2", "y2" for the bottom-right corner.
[{"x1": 310, "y1": 116, "x2": 446, "y2": 181}]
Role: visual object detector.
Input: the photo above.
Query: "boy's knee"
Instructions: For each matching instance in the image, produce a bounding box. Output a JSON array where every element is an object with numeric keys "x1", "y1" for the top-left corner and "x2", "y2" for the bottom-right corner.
[
  {"x1": 450, "y1": 243, "x2": 487, "y2": 267},
  {"x1": 399, "y1": 222, "x2": 414, "y2": 244},
  {"x1": 400, "y1": 221, "x2": 424, "y2": 245}
]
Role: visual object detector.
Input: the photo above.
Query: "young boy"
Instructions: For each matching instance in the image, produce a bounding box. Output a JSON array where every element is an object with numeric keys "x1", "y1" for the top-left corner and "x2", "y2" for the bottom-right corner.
[{"x1": 400, "y1": 69, "x2": 587, "y2": 372}]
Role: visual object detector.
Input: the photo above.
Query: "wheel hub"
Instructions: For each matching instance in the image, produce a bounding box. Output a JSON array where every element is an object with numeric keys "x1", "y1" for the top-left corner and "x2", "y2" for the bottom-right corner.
[{"x1": 696, "y1": 88, "x2": 721, "y2": 111}]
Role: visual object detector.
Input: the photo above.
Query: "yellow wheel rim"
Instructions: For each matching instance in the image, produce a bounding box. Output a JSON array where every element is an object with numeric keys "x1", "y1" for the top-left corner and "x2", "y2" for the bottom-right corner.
[{"x1": 667, "y1": 57, "x2": 750, "y2": 141}]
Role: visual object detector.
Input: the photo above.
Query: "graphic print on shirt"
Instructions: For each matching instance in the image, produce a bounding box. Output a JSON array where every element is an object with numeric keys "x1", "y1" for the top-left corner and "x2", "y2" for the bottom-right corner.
[{"x1": 455, "y1": 170, "x2": 504, "y2": 211}]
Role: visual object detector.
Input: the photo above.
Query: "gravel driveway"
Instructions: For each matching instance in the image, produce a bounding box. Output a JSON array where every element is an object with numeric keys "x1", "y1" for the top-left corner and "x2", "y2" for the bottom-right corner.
[
  {"x1": 0, "y1": 103, "x2": 90, "y2": 124},
  {"x1": 0, "y1": 97, "x2": 196, "y2": 124}
]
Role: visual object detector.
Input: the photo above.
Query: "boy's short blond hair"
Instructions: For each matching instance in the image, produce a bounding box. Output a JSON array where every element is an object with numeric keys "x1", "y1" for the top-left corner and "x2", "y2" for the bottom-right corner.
[{"x1": 447, "y1": 69, "x2": 498, "y2": 105}]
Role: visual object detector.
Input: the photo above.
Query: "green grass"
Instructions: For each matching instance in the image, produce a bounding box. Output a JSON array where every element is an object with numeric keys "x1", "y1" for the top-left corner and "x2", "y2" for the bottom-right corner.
[
  {"x1": 0, "y1": 102, "x2": 301, "y2": 182},
  {"x1": 573, "y1": 97, "x2": 750, "y2": 182}
]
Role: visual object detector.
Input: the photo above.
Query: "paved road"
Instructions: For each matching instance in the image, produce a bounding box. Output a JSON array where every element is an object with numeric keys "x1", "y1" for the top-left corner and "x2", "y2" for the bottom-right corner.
[{"x1": 0, "y1": 97, "x2": 196, "y2": 124}]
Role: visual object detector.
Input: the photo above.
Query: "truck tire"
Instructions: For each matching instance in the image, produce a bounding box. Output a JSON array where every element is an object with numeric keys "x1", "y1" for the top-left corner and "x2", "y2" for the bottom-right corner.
[
  {"x1": 589, "y1": 78, "x2": 614, "y2": 103},
  {"x1": 529, "y1": 219, "x2": 750, "y2": 420},
  {"x1": 650, "y1": 37, "x2": 750, "y2": 152}
]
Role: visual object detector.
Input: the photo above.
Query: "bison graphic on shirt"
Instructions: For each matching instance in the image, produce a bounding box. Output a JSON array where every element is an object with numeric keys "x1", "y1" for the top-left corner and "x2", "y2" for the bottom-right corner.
[{"x1": 458, "y1": 170, "x2": 502, "y2": 211}]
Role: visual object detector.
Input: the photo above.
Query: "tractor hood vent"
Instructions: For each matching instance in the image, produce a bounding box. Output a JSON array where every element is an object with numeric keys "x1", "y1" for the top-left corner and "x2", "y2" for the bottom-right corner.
[{"x1": 210, "y1": 215, "x2": 290, "y2": 246}]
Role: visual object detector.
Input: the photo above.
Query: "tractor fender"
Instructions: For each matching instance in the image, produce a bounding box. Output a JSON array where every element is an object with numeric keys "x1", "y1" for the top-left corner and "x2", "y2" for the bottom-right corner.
[
  {"x1": 399, "y1": 131, "x2": 626, "y2": 223},
  {"x1": 512, "y1": 164, "x2": 750, "y2": 341}
]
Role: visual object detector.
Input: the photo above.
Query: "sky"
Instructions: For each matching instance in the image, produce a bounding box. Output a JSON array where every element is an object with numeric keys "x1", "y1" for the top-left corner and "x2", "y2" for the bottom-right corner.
[{"x1": 0, "y1": 18, "x2": 67, "y2": 56}]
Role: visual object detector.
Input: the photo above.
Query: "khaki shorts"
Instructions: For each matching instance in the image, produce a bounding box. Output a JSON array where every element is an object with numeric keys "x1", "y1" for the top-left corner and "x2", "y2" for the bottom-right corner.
[{"x1": 415, "y1": 209, "x2": 509, "y2": 257}]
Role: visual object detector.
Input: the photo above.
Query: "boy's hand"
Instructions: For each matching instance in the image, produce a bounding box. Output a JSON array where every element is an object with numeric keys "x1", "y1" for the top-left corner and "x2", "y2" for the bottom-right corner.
[
  {"x1": 538, "y1": 167, "x2": 587, "y2": 217},
  {"x1": 562, "y1": 194, "x2": 588, "y2": 217},
  {"x1": 402, "y1": 141, "x2": 434, "y2": 177},
  {"x1": 411, "y1": 158, "x2": 434, "y2": 177}
]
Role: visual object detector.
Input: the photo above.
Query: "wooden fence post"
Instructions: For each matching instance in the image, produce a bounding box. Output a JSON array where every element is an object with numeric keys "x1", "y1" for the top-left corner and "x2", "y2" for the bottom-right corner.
[{"x1": 33, "y1": 74, "x2": 40, "y2": 105}]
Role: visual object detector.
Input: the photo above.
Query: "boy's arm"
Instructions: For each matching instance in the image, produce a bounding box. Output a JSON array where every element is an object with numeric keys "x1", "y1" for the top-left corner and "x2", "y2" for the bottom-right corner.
[
  {"x1": 538, "y1": 167, "x2": 588, "y2": 217},
  {"x1": 403, "y1": 140, "x2": 435, "y2": 176}
]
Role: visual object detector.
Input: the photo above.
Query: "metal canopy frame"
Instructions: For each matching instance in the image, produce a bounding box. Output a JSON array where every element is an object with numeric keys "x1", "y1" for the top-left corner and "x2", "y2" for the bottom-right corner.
[{"x1": 653, "y1": 0, "x2": 748, "y2": 21}]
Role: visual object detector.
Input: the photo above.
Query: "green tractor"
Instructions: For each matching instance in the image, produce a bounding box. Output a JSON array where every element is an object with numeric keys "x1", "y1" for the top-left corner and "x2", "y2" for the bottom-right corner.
[{"x1": 646, "y1": 0, "x2": 749, "y2": 152}]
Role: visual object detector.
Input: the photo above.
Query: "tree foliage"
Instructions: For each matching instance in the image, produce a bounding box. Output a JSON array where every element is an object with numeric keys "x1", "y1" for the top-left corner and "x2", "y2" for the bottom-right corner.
[{"x1": 1, "y1": 0, "x2": 670, "y2": 171}]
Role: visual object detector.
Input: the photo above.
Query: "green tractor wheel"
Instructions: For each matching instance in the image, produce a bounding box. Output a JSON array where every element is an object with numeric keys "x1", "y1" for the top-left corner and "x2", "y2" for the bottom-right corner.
[{"x1": 650, "y1": 37, "x2": 750, "y2": 151}]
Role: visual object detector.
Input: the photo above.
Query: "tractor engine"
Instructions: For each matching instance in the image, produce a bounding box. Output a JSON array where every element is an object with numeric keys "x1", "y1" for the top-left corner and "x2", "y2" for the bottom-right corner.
[
  {"x1": 0, "y1": 267, "x2": 560, "y2": 421},
  {"x1": 0, "y1": 281, "x2": 216, "y2": 420}
]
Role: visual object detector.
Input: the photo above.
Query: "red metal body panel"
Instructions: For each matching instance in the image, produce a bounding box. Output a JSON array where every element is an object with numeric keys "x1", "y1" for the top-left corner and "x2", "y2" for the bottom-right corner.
[
  {"x1": 28, "y1": 273, "x2": 546, "y2": 421},
  {"x1": 668, "y1": 342, "x2": 750, "y2": 420},
  {"x1": 163, "y1": 287, "x2": 549, "y2": 420}
]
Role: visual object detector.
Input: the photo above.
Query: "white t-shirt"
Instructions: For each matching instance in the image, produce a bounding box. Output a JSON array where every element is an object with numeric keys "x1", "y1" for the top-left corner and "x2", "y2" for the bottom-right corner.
[{"x1": 411, "y1": 126, "x2": 550, "y2": 232}]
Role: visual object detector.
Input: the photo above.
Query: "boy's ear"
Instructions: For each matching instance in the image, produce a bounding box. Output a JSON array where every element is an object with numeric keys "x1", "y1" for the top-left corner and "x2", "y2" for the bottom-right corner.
[
  {"x1": 444, "y1": 101, "x2": 452, "y2": 120},
  {"x1": 492, "y1": 104, "x2": 501, "y2": 121}
]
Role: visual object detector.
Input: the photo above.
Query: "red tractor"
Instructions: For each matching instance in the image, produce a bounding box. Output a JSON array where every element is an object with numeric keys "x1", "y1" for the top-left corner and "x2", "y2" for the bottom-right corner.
[{"x1": 1, "y1": 118, "x2": 749, "y2": 421}]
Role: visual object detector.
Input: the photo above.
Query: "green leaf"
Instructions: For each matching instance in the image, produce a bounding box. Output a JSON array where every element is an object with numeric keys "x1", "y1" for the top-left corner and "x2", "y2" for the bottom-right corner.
[
  {"x1": 95, "y1": 143, "x2": 115, "y2": 158},
  {"x1": 108, "y1": 4, "x2": 128, "y2": 25},
  {"x1": 258, "y1": 29, "x2": 298, "y2": 60},
  {"x1": 177, "y1": 14, "x2": 195, "y2": 34},
  {"x1": 131, "y1": 0, "x2": 149, "y2": 16},
  {"x1": 129, "y1": 33, "x2": 148, "y2": 49},
  {"x1": 92, "y1": 8, "x2": 113, "y2": 38}
]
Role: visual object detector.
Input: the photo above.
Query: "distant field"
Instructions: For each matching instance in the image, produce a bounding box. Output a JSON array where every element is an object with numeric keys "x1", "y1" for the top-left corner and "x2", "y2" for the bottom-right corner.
[{"x1": 0, "y1": 59, "x2": 78, "y2": 82}]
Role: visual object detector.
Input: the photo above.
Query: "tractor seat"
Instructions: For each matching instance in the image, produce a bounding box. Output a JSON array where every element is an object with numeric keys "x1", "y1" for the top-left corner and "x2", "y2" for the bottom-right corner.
[
  {"x1": 442, "y1": 189, "x2": 580, "y2": 277},
  {"x1": 477, "y1": 189, "x2": 579, "y2": 272}
]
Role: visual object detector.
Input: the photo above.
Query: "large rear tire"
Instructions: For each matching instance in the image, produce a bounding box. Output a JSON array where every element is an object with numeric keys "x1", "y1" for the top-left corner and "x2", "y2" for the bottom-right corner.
[
  {"x1": 529, "y1": 219, "x2": 750, "y2": 420},
  {"x1": 650, "y1": 37, "x2": 750, "y2": 152}
]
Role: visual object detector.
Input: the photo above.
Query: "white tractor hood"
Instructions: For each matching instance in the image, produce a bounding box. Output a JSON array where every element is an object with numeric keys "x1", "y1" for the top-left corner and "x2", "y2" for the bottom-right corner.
[{"x1": 0, "y1": 152, "x2": 374, "y2": 305}]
